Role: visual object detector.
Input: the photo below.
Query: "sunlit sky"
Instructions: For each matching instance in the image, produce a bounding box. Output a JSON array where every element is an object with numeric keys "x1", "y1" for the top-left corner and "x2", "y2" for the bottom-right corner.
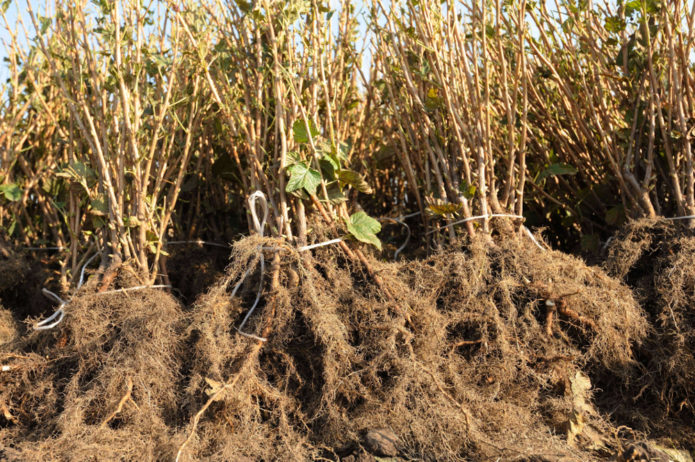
[
  {"x1": 0, "y1": 0, "x2": 374, "y2": 85},
  {"x1": 1, "y1": 1, "x2": 693, "y2": 94}
]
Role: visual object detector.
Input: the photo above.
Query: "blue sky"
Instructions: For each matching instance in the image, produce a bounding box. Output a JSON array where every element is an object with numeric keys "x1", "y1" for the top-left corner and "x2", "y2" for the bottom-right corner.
[
  {"x1": 2, "y1": 0, "x2": 693, "y2": 96},
  {"x1": 0, "y1": 2, "x2": 32, "y2": 85},
  {"x1": 0, "y1": 0, "x2": 374, "y2": 92}
]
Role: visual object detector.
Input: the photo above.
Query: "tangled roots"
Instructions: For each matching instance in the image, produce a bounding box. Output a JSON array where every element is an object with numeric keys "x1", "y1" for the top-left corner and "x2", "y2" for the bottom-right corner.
[{"x1": 180, "y1": 235, "x2": 647, "y2": 460}]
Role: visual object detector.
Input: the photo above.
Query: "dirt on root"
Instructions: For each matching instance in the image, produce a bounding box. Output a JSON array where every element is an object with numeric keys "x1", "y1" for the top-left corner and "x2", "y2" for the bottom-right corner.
[
  {"x1": 0, "y1": 306, "x2": 19, "y2": 347},
  {"x1": 165, "y1": 243, "x2": 231, "y2": 304},
  {"x1": 0, "y1": 231, "x2": 683, "y2": 461},
  {"x1": 0, "y1": 266, "x2": 185, "y2": 461},
  {"x1": 178, "y1": 234, "x2": 647, "y2": 460},
  {"x1": 601, "y1": 218, "x2": 695, "y2": 445},
  {"x1": 0, "y1": 253, "x2": 55, "y2": 320}
]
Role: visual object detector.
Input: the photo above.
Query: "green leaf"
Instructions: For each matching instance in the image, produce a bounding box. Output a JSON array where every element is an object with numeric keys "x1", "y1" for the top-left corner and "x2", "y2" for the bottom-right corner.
[
  {"x1": 425, "y1": 87, "x2": 443, "y2": 111},
  {"x1": 319, "y1": 154, "x2": 339, "y2": 180},
  {"x1": 91, "y1": 215, "x2": 106, "y2": 229},
  {"x1": 286, "y1": 150, "x2": 302, "y2": 164},
  {"x1": 7, "y1": 218, "x2": 17, "y2": 236},
  {"x1": 338, "y1": 169, "x2": 372, "y2": 194},
  {"x1": 292, "y1": 119, "x2": 319, "y2": 144},
  {"x1": 337, "y1": 141, "x2": 350, "y2": 161},
  {"x1": 124, "y1": 216, "x2": 141, "y2": 228},
  {"x1": 325, "y1": 182, "x2": 347, "y2": 204},
  {"x1": 580, "y1": 233, "x2": 600, "y2": 253},
  {"x1": 605, "y1": 205, "x2": 625, "y2": 226},
  {"x1": 0, "y1": 183, "x2": 21, "y2": 201},
  {"x1": 321, "y1": 151, "x2": 340, "y2": 171},
  {"x1": 57, "y1": 161, "x2": 96, "y2": 192},
  {"x1": 346, "y1": 211, "x2": 382, "y2": 250},
  {"x1": 605, "y1": 16, "x2": 626, "y2": 33},
  {"x1": 1, "y1": 0, "x2": 11, "y2": 13},
  {"x1": 459, "y1": 181, "x2": 477, "y2": 200},
  {"x1": 38, "y1": 15, "x2": 51, "y2": 34},
  {"x1": 428, "y1": 203, "x2": 462, "y2": 216},
  {"x1": 70, "y1": 161, "x2": 95, "y2": 180},
  {"x1": 235, "y1": 0, "x2": 253, "y2": 13},
  {"x1": 149, "y1": 53, "x2": 172, "y2": 72},
  {"x1": 625, "y1": 0, "x2": 641, "y2": 16},
  {"x1": 90, "y1": 196, "x2": 108, "y2": 216},
  {"x1": 286, "y1": 162, "x2": 322, "y2": 196},
  {"x1": 538, "y1": 163, "x2": 578, "y2": 181}
]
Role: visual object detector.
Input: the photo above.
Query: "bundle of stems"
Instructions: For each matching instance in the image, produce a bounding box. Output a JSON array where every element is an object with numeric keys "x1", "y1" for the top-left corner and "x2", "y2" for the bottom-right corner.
[
  {"x1": 175, "y1": 0, "x2": 374, "y2": 245},
  {"x1": 524, "y1": 0, "x2": 695, "y2": 229},
  {"x1": 2, "y1": 0, "x2": 693, "y2": 278},
  {"x1": 1, "y1": 0, "x2": 210, "y2": 283},
  {"x1": 372, "y1": 0, "x2": 531, "y2": 240},
  {"x1": 0, "y1": 16, "x2": 66, "y2": 250}
]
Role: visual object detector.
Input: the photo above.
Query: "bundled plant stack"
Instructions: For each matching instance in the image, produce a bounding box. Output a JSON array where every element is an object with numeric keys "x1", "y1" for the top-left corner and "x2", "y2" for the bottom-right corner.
[
  {"x1": 522, "y1": 0, "x2": 695, "y2": 245},
  {"x1": 1, "y1": 0, "x2": 694, "y2": 460},
  {"x1": 373, "y1": 0, "x2": 531, "y2": 240}
]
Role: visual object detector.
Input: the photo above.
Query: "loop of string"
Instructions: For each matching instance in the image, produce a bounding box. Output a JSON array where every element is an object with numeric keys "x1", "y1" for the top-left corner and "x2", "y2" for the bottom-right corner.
[
  {"x1": 394, "y1": 220, "x2": 411, "y2": 260},
  {"x1": 379, "y1": 212, "x2": 421, "y2": 260},
  {"x1": 34, "y1": 252, "x2": 97, "y2": 331},
  {"x1": 234, "y1": 191, "x2": 270, "y2": 342},
  {"x1": 523, "y1": 226, "x2": 546, "y2": 251},
  {"x1": 79, "y1": 253, "x2": 99, "y2": 288},
  {"x1": 33, "y1": 252, "x2": 172, "y2": 331},
  {"x1": 34, "y1": 289, "x2": 67, "y2": 331}
]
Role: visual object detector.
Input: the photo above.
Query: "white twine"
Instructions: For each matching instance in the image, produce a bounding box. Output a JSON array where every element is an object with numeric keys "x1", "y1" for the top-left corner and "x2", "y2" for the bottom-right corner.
[
  {"x1": 391, "y1": 211, "x2": 422, "y2": 221},
  {"x1": 34, "y1": 288, "x2": 67, "y2": 331},
  {"x1": 601, "y1": 235, "x2": 615, "y2": 254},
  {"x1": 235, "y1": 191, "x2": 270, "y2": 342},
  {"x1": 523, "y1": 226, "x2": 546, "y2": 251},
  {"x1": 78, "y1": 253, "x2": 99, "y2": 289},
  {"x1": 393, "y1": 218, "x2": 411, "y2": 261},
  {"x1": 425, "y1": 213, "x2": 525, "y2": 236},
  {"x1": 166, "y1": 240, "x2": 230, "y2": 249},
  {"x1": 666, "y1": 215, "x2": 695, "y2": 221},
  {"x1": 379, "y1": 211, "x2": 420, "y2": 261},
  {"x1": 297, "y1": 238, "x2": 344, "y2": 252},
  {"x1": 35, "y1": 250, "x2": 99, "y2": 331}
]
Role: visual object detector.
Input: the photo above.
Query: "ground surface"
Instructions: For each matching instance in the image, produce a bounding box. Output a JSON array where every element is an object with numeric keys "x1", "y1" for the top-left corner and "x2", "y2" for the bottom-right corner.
[{"x1": 0, "y1": 220, "x2": 694, "y2": 461}]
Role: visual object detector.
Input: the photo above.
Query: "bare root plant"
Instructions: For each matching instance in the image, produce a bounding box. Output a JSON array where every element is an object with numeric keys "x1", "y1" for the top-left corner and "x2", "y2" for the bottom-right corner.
[
  {"x1": 523, "y1": 0, "x2": 695, "y2": 238},
  {"x1": 2, "y1": 0, "x2": 210, "y2": 283},
  {"x1": 373, "y1": 0, "x2": 531, "y2": 242}
]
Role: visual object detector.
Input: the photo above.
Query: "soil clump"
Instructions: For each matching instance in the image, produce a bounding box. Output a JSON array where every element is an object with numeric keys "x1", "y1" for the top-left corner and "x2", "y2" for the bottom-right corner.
[
  {"x1": 1, "y1": 232, "x2": 686, "y2": 461},
  {"x1": 179, "y1": 235, "x2": 646, "y2": 460},
  {"x1": 602, "y1": 219, "x2": 695, "y2": 447},
  {"x1": 1, "y1": 265, "x2": 185, "y2": 460}
]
